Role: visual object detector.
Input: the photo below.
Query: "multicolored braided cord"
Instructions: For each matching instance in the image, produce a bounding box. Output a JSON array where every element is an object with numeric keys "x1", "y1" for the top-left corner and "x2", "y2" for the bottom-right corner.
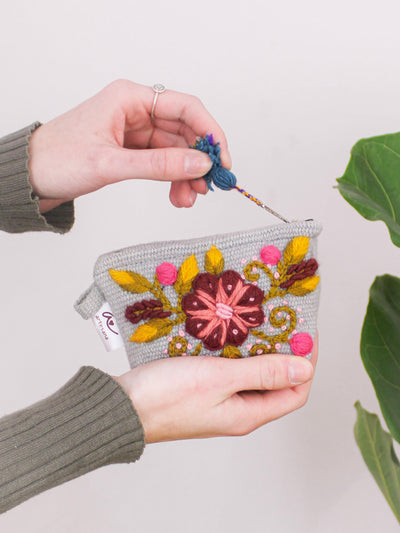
[{"x1": 192, "y1": 135, "x2": 289, "y2": 223}]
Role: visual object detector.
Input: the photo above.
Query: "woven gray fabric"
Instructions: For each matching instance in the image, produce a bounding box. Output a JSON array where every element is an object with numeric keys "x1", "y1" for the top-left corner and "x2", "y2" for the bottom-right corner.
[
  {"x1": 76, "y1": 220, "x2": 322, "y2": 367},
  {"x1": 0, "y1": 366, "x2": 144, "y2": 513},
  {"x1": 0, "y1": 122, "x2": 74, "y2": 233}
]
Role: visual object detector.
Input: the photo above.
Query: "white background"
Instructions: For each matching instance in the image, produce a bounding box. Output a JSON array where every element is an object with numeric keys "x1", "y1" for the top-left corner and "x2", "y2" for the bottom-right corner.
[{"x1": 0, "y1": 0, "x2": 400, "y2": 530}]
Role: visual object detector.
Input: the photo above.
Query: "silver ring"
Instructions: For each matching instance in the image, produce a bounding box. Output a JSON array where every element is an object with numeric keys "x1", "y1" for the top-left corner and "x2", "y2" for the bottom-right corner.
[{"x1": 151, "y1": 83, "x2": 166, "y2": 120}]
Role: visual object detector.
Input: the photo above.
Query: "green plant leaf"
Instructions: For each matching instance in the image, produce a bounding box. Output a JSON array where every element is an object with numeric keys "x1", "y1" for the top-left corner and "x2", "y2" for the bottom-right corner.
[
  {"x1": 361, "y1": 275, "x2": 400, "y2": 443},
  {"x1": 337, "y1": 133, "x2": 400, "y2": 247},
  {"x1": 354, "y1": 402, "x2": 400, "y2": 522}
]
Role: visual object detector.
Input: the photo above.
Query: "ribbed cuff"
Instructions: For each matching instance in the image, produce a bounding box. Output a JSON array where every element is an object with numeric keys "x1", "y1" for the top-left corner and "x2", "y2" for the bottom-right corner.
[
  {"x1": 0, "y1": 367, "x2": 145, "y2": 513},
  {"x1": 0, "y1": 122, "x2": 74, "y2": 234}
]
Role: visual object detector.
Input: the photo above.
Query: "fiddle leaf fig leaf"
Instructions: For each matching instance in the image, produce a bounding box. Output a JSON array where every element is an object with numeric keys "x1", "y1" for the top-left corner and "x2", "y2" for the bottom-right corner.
[
  {"x1": 361, "y1": 275, "x2": 400, "y2": 444},
  {"x1": 337, "y1": 132, "x2": 400, "y2": 247},
  {"x1": 354, "y1": 402, "x2": 400, "y2": 523}
]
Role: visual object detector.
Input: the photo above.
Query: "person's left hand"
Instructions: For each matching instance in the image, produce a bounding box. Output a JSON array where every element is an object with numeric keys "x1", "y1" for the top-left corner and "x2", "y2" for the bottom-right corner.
[{"x1": 28, "y1": 80, "x2": 232, "y2": 213}]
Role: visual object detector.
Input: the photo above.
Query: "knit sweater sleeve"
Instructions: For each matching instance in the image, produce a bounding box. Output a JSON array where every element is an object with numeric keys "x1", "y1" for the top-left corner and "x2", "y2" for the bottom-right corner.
[
  {"x1": 0, "y1": 126, "x2": 145, "y2": 512},
  {"x1": 0, "y1": 122, "x2": 74, "y2": 233},
  {"x1": 0, "y1": 367, "x2": 145, "y2": 513}
]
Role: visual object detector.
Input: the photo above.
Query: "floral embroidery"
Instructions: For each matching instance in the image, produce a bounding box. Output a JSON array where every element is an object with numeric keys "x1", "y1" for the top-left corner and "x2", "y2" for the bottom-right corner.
[
  {"x1": 181, "y1": 271, "x2": 264, "y2": 351},
  {"x1": 108, "y1": 235, "x2": 320, "y2": 358}
]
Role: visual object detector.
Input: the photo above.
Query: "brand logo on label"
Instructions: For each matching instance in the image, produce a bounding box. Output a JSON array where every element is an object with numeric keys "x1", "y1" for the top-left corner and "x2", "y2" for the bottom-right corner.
[{"x1": 92, "y1": 302, "x2": 123, "y2": 352}]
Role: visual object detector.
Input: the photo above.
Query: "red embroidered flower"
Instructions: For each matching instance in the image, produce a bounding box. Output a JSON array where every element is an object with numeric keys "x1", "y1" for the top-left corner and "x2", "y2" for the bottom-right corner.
[{"x1": 181, "y1": 271, "x2": 265, "y2": 351}]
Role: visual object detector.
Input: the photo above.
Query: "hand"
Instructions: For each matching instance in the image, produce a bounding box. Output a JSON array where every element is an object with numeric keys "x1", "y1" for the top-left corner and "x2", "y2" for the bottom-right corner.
[
  {"x1": 28, "y1": 80, "x2": 232, "y2": 213},
  {"x1": 115, "y1": 336, "x2": 318, "y2": 443}
]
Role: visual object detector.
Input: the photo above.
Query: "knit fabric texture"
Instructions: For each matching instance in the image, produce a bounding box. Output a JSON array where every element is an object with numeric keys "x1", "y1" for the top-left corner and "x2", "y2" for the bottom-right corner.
[
  {"x1": 0, "y1": 122, "x2": 74, "y2": 233},
  {"x1": 0, "y1": 366, "x2": 144, "y2": 513},
  {"x1": 76, "y1": 220, "x2": 322, "y2": 368}
]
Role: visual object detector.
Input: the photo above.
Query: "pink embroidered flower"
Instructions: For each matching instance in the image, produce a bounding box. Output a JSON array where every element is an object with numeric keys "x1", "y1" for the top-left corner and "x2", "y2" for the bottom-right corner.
[
  {"x1": 289, "y1": 332, "x2": 313, "y2": 356},
  {"x1": 156, "y1": 262, "x2": 178, "y2": 285},
  {"x1": 182, "y1": 271, "x2": 265, "y2": 351},
  {"x1": 260, "y1": 245, "x2": 281, "y2": 265}
]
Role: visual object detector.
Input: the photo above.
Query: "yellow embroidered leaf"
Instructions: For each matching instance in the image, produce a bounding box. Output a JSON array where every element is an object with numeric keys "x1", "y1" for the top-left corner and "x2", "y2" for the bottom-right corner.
[
  {"x1": 174, "y1": 254, "x2": 199, "y2": 294},
  {"x1": 109, "y1": 269, "x2": 152, "y2": 294},
  {"x1": 283, "y1": 236, "x2": 310, "y2": 266},
  {"x1": 205, "y1": 245, "x2": 224, "y2": 275},
  {"x1": 129, "y1": 318, "x2": 173, "y2": 343},
  {"x1": 221, "y1": 345, "x2": 242, "y2": 359},
  {"x1": 287, "y1": 276, "x2": 320, "y2": 296}
]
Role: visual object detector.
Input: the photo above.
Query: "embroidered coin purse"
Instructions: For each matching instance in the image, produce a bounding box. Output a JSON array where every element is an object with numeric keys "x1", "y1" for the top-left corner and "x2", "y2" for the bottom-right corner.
[{"x1": 75, "y1": 220, "x2": 321, "y2": 368}]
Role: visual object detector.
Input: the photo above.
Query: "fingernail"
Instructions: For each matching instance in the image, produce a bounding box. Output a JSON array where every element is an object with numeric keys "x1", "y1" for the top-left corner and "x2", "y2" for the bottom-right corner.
[
  {"x1": 288, "y1": 359, "x2": 313, "y2": 385},
  {"x1": 185, "y1": 153, "x2": 212, "y2": 177}
]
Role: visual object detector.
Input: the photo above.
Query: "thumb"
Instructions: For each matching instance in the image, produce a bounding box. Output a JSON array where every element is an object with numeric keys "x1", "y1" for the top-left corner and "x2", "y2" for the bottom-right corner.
[{"x1": 100, "y1": 146, "x2": 212, "y2": 183}]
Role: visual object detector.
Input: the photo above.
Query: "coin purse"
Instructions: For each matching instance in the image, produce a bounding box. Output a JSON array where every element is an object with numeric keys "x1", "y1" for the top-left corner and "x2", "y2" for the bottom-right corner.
[{"x1": 75, "y1": 219, "x2": 321, "y2": 368}]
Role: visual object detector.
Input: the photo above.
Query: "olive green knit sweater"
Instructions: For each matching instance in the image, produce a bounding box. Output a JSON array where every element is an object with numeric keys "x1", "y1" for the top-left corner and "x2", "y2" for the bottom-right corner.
[{"x1": 0, "y1": 123, "x2": 145, "y2": 513}]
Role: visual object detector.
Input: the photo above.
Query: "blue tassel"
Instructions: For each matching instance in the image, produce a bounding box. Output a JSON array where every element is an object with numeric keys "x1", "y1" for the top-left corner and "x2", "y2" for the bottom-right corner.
[{"x1": 191, "y1": 134, "x2": 237, "y2": 191}]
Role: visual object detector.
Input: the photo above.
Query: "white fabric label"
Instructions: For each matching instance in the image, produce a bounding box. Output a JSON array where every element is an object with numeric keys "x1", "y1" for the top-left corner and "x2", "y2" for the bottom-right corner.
[{"x1": 92, "y1": 302, "x2": 123, "y2": 352}]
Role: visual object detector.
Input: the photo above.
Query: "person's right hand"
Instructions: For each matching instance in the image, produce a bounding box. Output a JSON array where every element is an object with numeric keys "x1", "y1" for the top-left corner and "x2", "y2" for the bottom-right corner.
[
  {"x1": 115, "y1": 336, "x2": 318, "y2": 443},
  {"x1": 28, "y1": 80, "x2": 231, "y2": 213}
]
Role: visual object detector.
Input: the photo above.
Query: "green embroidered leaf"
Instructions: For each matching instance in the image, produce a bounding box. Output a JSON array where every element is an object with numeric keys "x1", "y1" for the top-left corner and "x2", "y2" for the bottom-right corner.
[
  {"x1": 109, "y1": 269, "x2": 152, "y2": 294},
  {"x1": 174, "y1": 254, "x2": 199, "y2": 295},
  {"x1": 129, "y1": 318, "x2": 173, "y2": 343},
  {"x1": 221, "y1": 345, "x2": 242, "y2": 358},
  {"x1": 354, "y1": 402, "x2": 400, "y2": 522},
  {"x1": 361, "y1": 275, "x2": 400, "y2": 444},
  {"x1": 205, "y1": 245, "x2": 224, "y2": 276},
  {"x1": 282, "y1": 237, "x2": 309, "y2": 266},
  {"x1": 286, "y1": 276, "x2": 320, "y2": 296},
  {"x1": 337, "y1": 133, "x2": 400, "y2": 247}
]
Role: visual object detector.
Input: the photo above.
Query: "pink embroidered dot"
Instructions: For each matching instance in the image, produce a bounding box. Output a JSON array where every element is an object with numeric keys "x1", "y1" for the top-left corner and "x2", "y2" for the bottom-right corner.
[
  {"x1": 251, "y1": 267, "x2": 258, "y2": 274},
  {"x1": 299, "y1": 318, "x2": 304, "y2": 324},
  {"x1": 275, "y1": 343, "x2": 281, "y2": 350},
  {"x1": 168, "y1": 336, "x2": 173, "y2": 342},
  {"x1": 277, "y1": 312, "x2": 282, "y2": 317},
  {"x1": 268, "y1": 304, "x2": 274, "y2": 311},
  {"x1": 274, "y1": 272, "x2": 280, "y2": 280},
  {"x1": 163, "y1": 349, "x2": 168, "y2": 354},
  {"x1": 283, "y1": 300, "x2": 288, "y2": 305},
  {"x1": 297, "y1": 307, "x2": 302, "y2": 313},
  {"x1": 269, "y1": 326, "x2": 274, "y2": 332},
  {"x1": 241, "y1": 258, "x2": 247, "y2": 264},
  {"x1": 264, "y1": 316, "x2": 268, "y2": 322},
  {"x1": 281, "y1": 325, "x2": 287, "y2": 331},
  {"x1": 156, "y1": 262, "x2": 178, "y2": 285},
  {"x1": 241, "y1": 274, "x2": 246, "y2": 280},
  {"x1": 187, "y1": 343, "x2": 192, "y2": 350},
  {"x1": 292, "y1": 329, "x2": 297, "y2": 335},
  {"x1": 252, "y1": 255, "x2": 258, "y2": 261},
  {"x1": 289, "y1": 332, "x2": 313, "y2": 356},
  {"x1": 260, "y1": 245, "x2": 281, "y2": 265},
  {"x1": 256, "y1": 339, "x2": 262, "y2": 344},
  {"x1": 176, "y1": 343, "x2": 182, "y2": 349},
  {"x1": 252, "y1": 281, "x2": 258, "y2": 286},
  {"x1": 181, "y1": 352, "x2": 187, "y2": 357},
  {"x1": 286, "y1": 315, "x2": 291, "y2": 321},
  {"x1": 233, "y1": 329, "x2": 239, "y2": 335},
  {"x1": 266, "y1": 264, "x2": 272, "y2": 269},
  {"x1": 179, "y1": 329, "x2": 185, "y2": 337},
  {"x1": 227, "y1": 284, "x2": 233, "y2": 290},
  {"x1": 256, "y1": 348, "x2": 263, "y2": 355},
  {"x1": 246, "y1": 344, "x2": 252, "y2": 351},
  {"x1": 267, "y1": 344, "x2": 271, "y2": 349}
]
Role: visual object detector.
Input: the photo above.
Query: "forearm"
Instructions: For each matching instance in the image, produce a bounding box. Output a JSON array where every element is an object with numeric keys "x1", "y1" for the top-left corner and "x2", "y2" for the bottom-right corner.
[
  {"x1": 0, "y1": 366, "x2": 145, "y2": 513},
  {"x1": 0, "y1": 123, "x2": 74, "y2": 233}
]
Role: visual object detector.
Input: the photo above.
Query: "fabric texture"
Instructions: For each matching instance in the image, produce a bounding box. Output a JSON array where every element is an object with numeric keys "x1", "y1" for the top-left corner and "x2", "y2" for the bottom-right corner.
[
  {"x1": 0, "y1": 124, "x2": 145, "y2": 513},
  {"x1": 75, "y1": 220, "x2": 322, "y2": 368},
  {"x1": 0, "y1": 367, "x2": 144, "y2": 513},
  {"x1": 0, "y1": 122, "x2": 74, "y2": 233}
]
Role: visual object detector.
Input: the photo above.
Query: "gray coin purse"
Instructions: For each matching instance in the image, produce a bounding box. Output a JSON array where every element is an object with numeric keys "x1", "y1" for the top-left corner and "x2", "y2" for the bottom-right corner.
[{"x1": 75, "y1": 220, "x2": 321, "y2": 368}]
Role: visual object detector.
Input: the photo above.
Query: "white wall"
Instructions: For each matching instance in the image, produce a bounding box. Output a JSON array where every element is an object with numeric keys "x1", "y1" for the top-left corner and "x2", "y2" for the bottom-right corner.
[{"x1": 1, "y1": 0, "x2": 400, "y2": 530}]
